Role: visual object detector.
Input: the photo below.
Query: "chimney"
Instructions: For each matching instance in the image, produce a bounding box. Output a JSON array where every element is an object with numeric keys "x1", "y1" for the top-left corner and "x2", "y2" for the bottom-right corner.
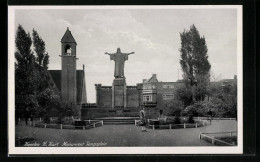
[{"x1": 153, "y1": 74, "x2": 157, "y2": 79}]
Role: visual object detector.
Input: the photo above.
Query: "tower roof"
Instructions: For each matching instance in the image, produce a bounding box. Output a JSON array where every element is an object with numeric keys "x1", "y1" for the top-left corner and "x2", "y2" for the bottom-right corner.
[{"x1": 61, "y1": 27, "x2": 77, "y2": 44}]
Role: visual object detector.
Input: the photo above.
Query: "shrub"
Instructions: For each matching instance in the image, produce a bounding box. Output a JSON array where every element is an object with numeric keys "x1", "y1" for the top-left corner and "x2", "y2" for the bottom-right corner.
[
  {"x1": 173, "y1": 116, "x2": 181, "y2": 124},
  {"x1": 166, "y1": 116, "x2": 181, "y2": 124},
  {"x1": 184, "y1": 101, "x2": 213, "y2": 117},
  {"x1": 162, "y1": 100, "x2": 184, "y2": 116},
  {"x1": 43, "y1": 115, "x2": 50, "y2": 124},
  {"x1": 187, "y1": 115, "x2": 194, "y2": 123}
]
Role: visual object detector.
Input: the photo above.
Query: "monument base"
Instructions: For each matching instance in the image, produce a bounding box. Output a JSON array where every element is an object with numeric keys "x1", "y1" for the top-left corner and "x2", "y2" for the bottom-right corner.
[
  {"x1": 112, "y1": 78, "x2": 127, "y2": 108},
  {"x1": 81, "y1": 107, "x2": 160, "y2": 119},
  {"x1": 81, "y1": 107, "x2": 140, "y2": 119}
]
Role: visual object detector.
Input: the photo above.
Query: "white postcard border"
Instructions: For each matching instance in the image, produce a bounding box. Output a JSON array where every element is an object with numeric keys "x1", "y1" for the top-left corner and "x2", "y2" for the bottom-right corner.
[{"x1": 8, "y1": 5, "x2": 243, "y2": 155}]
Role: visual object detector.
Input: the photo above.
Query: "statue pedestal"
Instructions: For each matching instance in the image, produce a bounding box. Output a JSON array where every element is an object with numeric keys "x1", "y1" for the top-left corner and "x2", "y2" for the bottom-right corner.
[{"x1": 112, "y1": 78, "x2": 127, "y2": 108}]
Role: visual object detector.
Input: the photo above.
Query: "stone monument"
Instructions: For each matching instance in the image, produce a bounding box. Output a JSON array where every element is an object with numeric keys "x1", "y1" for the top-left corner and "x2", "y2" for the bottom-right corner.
[{"x1": 105, "y1": 48, "x2": 134, "y2": 108}]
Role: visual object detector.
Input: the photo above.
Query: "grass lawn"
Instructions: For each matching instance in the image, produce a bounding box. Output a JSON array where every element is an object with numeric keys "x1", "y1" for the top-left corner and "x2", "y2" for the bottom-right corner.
[{"x1": 15, "y1": 120, "x2": 237, "y2": 147}]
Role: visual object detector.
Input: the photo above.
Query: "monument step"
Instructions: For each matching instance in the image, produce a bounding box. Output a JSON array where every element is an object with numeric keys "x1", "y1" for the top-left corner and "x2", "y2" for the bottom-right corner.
[
  {"x1": 93, "y1": 117, "x2": 140, "y2": 120},
  {"x1": 103, "y1": 121, "x2": 135, "y2": 125},
  {"x1": 97, "y1": 119, "x2": 137, "y2": 122},
  {"x1": 103, "y1": 120, "x2": 135, "y2": 123},
  {"x1": 92, "y1": 117, "x2": 139, "y2": 125}
]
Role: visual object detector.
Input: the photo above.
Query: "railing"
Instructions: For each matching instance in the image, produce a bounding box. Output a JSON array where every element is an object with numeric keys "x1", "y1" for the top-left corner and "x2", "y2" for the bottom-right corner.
[
  {"x1": 142, "y1": 102, "x2": 157, "y2": 107},
  {"x1": 199, "y1": 131, "x2": 237, "y2": 146},
  {"x1": 147, "y1": 123, "x2": 199, "y2": 130},
  {"x1": 135, "y1": 118, "x2": 208, "y2": 128},
  {"x1": 83, "y1": 121, "x2": 103, "y2": 129},
  {"x1": 194, "y1": 117, "x2": 236, "y2": 120},
  {"x1": 82, "y1": 103, "x2": 97, "y2": 108},
  {"x1": 33, "y1": 120, "x2": 104, "y2": 130}
]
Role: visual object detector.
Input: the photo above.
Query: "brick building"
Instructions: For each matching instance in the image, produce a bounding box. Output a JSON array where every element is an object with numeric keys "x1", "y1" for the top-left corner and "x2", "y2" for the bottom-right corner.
[
  {"x1": 48, "y1": 28, "x2": 87, "y2": 112},
  {"x1": 140, "y1": 74, "x2": 184, "y2": 108}
]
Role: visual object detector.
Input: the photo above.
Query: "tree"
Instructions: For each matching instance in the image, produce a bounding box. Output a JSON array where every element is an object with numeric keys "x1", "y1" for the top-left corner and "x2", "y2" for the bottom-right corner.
[
  {"x1": 56, "y1": 103, "x2": 73, "y2": 124},
  {"x1": 15, "y1": 25, "x2": 56, "y2": 123},
  {"x1": 195, "y1": 81, "x2": 238, "y2": 118},
  {"x1": 15, "y1": 25, "x2": 38, "y2": 122},
  {"x1": 32, "y1": 29, "x2": 49, "y2": 68},
  {"x1": 212, "y1": 82, "x2": 237, "y2": 118},
  {"x1": 37, "y1": 88, "x2": 61, "y2": 123},
  {"x1": 179, "y1": 25, "x2": 211, "y2": 103},
  {"x1": 32, "y1": 29, "x2": 50, "y2": 92},
  {"x1": 15, "y1": 25, "x2": 37, "y2": 96},
  {"x1": 174, "y1": 84, "x2": 193, "y2": 107}
]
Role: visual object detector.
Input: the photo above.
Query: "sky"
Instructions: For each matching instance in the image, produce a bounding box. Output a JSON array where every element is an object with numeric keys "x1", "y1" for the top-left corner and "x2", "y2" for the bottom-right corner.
[{"x1": 14, "y1": 7, "x2": 238, "y2": 102}]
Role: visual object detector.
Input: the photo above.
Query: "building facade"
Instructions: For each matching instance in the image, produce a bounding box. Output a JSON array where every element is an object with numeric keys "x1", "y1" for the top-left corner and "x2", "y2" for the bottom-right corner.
[{"x1": 48, "y1": 28, "x2": 87, "y2": 113}]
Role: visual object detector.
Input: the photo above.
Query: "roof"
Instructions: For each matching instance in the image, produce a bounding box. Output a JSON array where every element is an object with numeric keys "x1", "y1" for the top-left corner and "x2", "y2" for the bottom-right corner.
[
  {"x1": 218, "y1": 79, "x2": 235, "y2": 83},
  {"x1": 143, "y1": 74, "x2": 158, "y2": 83},
  {"x1": 48, "y1": 70, "x2": 85, "y2": 103},
  {"x1": 61, "y1": 28, "x2": 77, "y2": 44}
]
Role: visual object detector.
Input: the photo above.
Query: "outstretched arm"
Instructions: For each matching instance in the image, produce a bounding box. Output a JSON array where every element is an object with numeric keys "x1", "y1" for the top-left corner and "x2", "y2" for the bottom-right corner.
[
  {"x1": 125, "y1": 52, "x2": 135, "y2": 55},
  {"x1": 105, "y1": 52, "x2": 114, "y2": 55}
]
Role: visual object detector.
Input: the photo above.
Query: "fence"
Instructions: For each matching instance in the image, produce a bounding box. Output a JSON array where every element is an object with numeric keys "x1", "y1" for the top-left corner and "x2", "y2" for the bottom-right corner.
[
  {"x1": 135, "y1": 119, "x2": 207, "y2": 128},
  {"x1": 147, "y1": 123, "x2": 200, "y2": 130},
  {"x1": 194, "y1": 117, "x2": 236, "y2": 120},
  {"x1": 33, "y1": 120, "x2": 103, "y2": 130},
  {"x1": 199, "y1": 131, "x2": 237, "y2": 146}
]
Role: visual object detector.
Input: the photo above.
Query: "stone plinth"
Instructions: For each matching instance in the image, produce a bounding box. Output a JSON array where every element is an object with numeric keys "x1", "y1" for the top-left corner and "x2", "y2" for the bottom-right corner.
[{"x1": 112, "y1": 78, "x2": 127, "y2": 108}]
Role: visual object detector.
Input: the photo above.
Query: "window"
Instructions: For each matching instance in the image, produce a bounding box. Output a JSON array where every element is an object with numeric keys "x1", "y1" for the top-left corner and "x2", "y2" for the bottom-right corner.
[
  {"x1": 65, "y1": 44, "x2": 72, "y2": 55},
  {"x1": 163, "y1": 85, "x2": 174, "y2": 89},
  {"x1": 143, "y1": 95, "x2": 152, "y2": 101},
  {"x1": 143, "y1": 84, "x2": 152, "y2": 89},
  {"x1": 163, "y1": 94, "x2": 174, "y2": 100}
]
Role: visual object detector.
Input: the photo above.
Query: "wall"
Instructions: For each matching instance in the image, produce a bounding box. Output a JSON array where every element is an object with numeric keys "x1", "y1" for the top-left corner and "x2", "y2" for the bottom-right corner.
[
  {"x1": 81, "y1": 108, "x2": 140, "y2": 119},
  {"x1": 156, "y1": 82, "x2": 183, "y2": 108},
  {"x1": 96, "y1": 85, "x2": 112, "y2": 108},
  {"x1": 126, "y1": 86, "x2": 139, "y2": 108}
]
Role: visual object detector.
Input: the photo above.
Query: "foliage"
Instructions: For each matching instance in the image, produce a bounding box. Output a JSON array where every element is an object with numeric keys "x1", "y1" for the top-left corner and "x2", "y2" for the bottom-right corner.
[
  {"x1": 162, "y1": 99, "x2": 183, "y2": 116},
  {"x1": 15, "y1": 25, "x2": 38, "y2": 121},
  {"x1": 174, "y1": 84, "x2": 193, "y2": 107},
  {"x1": 183, "y1": 81, "x2": 237, "y2": 118},
  {"x1": 192, "y1": 74, "x2": 210, "y2": 101},
  {"x1": 179, "y1": 24, "x2": 211, "y2": 103},
  {"x1": 166, "y1": 116, "x2": 182, "y2": 124},
  {"x1": 187, "y1": 115, "x2": 195, "y2": 123},
  {"x1": 15, "y1": 25, "x2": 37, "y2": 96},
  {"x1": 208, "y1": 82, "x2": 237, "y2": 118},
  {"x1": 15, "y1": 25, "x2": 59, "y2": 121},
  {"x1": 15, "y1": 95, "x2": 39, "y2": 120},
  {"x1": 32, "y1": 29, "x2": 51, "y2": 93},
  {"x1": 56, "y1": 103, "x2": 73, "y2": 124},
  {"x1": 173, "y1": 116, "x2": 181, "y2": 124},
  {"x1": 32, "y1": 29, "x2": 49, "y2": 68},
  {"x1": 37, "y1": 88, "x2": 61, "y2": 123}
]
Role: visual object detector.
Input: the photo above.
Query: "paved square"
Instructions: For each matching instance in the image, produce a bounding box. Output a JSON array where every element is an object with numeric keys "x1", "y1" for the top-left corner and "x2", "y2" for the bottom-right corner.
[{"x1": 16, "y1": 120, "x2": 237, "y2": 146}]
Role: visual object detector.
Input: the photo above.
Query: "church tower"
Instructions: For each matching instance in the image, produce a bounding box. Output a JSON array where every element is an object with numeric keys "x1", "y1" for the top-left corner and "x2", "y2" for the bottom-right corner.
[{"x1": 60, "y1": 27, "x2": 77, "y2": 105}]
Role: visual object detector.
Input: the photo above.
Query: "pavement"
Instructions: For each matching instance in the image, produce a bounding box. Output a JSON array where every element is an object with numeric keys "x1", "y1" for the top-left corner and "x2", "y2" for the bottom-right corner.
[{"x1": 15, "y1": 120, "x2": 237, "y2": 147}]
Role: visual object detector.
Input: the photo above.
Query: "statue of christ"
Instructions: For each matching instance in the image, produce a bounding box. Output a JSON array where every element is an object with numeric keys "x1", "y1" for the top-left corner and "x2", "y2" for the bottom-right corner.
[{"x1": 105, "y1": 48, "x2": 135, "y2": 78}]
